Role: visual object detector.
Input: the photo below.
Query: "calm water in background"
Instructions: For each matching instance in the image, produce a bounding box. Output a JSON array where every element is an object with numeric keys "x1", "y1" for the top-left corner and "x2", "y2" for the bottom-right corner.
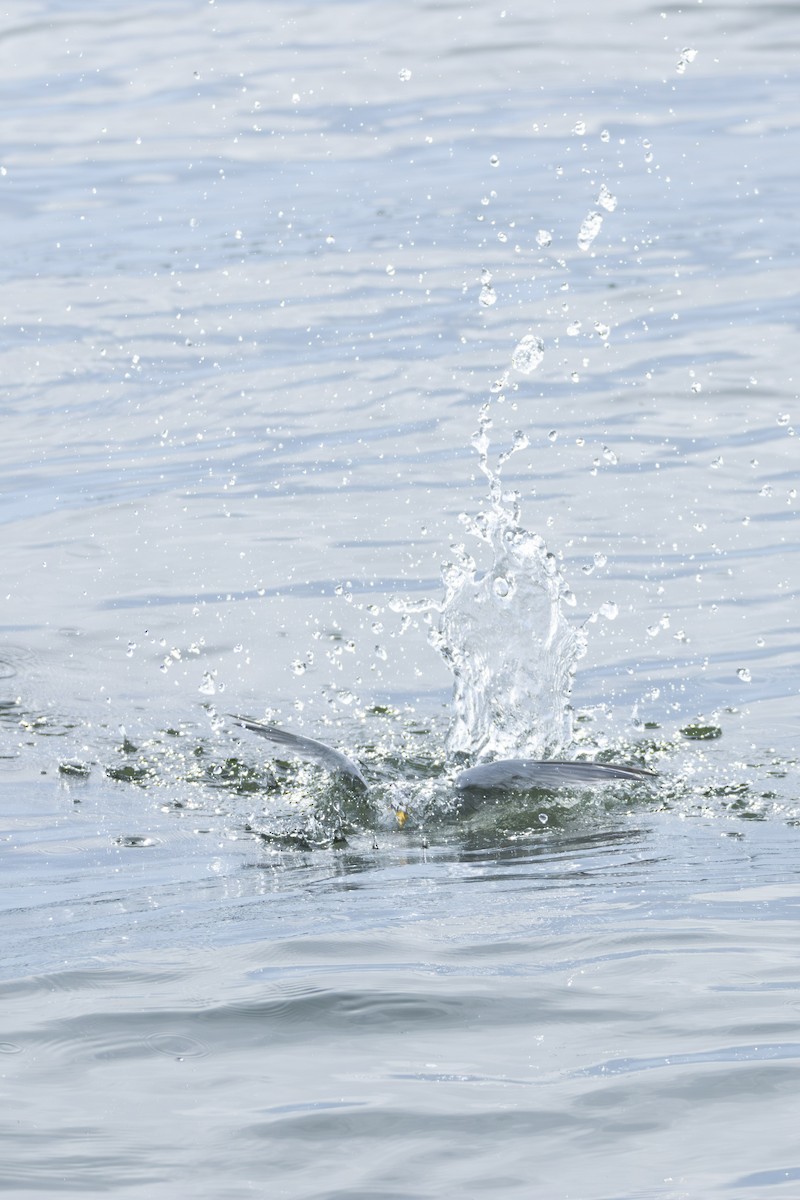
[{"x1": 1, "y1": 1, "x2": 799, "y2": 1196}]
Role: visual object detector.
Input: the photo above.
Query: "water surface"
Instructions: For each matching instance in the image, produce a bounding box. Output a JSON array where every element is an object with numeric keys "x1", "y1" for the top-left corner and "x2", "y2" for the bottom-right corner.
[{"x1": 1, "y1": 1, "x2": 799, "y2": 1196}]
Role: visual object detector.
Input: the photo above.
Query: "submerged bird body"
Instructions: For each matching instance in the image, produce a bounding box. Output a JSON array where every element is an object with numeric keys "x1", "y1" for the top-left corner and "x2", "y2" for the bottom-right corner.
[{"x1": 229, "y1": 715, "x2": 656, "y2": 808}]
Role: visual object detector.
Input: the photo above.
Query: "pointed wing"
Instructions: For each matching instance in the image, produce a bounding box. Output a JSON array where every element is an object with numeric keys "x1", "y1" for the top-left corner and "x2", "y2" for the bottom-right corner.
[
  {"x1": 229, "y1": 716, "x2": 368, "y2": 791},
  {"x1": 455, "y1": 758, "x2": 657, "y2": 794}
]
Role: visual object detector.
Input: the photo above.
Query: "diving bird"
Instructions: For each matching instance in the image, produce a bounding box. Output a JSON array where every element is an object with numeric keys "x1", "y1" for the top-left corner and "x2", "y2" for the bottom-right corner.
[{"x1": 228, "y1": 714, "x2": 656, "y2": 798}]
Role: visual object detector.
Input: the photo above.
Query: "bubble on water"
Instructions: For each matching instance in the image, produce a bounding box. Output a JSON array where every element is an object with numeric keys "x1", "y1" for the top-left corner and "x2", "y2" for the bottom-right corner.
[
  {"x1": 398, "y1": 67, "x2": 412, "y2": 82},
  {"x1": 737, "y1": 667, "x2": 752, "y2": 683},
  {"x1": 535, "y1": 229, "x2": 552, "y2": 248},
  {"x1": 578, "y1": 211, "x2": 603, "y2": 251},
  {"x1": 597, "y1": 183, "x2": 618, "y2": 212},
  {"x1": 566, "y1": 320, "x2": 581, "y2": 336},
  {"x1": 479, "y1": 284, "x2": 497, "y2": 307},
  {"x1": 676, "y1": 47, "x2": 698, "y2": 74},
  {"x1": 538, "y1": 812, "x2": 548, "y2": 825},
  {"x1": 511, "y1": 333, "x2": 545, "y2": 374}
]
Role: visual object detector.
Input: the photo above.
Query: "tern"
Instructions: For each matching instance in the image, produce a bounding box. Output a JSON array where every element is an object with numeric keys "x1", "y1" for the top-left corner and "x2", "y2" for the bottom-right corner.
[{"x1": 228, "y1": 715, "x2": 656, "y2": 823}]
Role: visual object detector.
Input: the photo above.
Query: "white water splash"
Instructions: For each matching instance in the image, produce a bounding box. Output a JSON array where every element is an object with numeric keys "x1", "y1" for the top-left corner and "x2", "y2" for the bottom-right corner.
[{"x1": 429, "y1": 404, "x2": 585, "y2": 762}]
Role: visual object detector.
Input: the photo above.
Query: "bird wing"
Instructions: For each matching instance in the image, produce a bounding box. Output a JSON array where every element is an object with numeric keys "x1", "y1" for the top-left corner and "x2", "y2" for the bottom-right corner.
[
  {"x1": 228, "y1": 716, "x2": 368, "y2": 790},
  {"x1": 455, "y1": 758, "x2": 657, "y2": 793}
]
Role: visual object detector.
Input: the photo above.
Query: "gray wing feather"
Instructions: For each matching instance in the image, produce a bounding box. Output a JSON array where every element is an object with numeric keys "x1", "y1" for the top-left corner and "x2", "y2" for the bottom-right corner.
[
  {"x1": 455, "y1": 758, "x2": 657, "y2": 793},
  {"x1": 229, "y1": 716, "x2": 367, "y2": 790}
]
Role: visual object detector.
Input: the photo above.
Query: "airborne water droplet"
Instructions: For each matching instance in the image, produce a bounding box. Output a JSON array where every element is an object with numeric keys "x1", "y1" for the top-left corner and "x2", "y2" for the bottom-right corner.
[
  {"x1": 737, "y1": 667, "x2": 752, "y2": 682},
  {"x1": 578, "y1": 211, "x2": 603, "y2": 251},
  {"x1": 511, "y1": 333, "x2": 544, "y2": 374},
  {"x1": 597, "y1": 183, "x2": 617, "y2": 212},
  {"x1": 536, "y1": 229, "x2": 552, "y2": 248},
  {"x1": 676, "y1": 47, "x2": 698, "y2": 74}
]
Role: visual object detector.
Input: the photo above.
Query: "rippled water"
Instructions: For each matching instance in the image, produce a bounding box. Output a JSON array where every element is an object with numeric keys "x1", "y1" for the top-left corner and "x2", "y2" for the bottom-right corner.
[{"x1": 2, "y1": 1, "x2": 800, "y2": 1196}]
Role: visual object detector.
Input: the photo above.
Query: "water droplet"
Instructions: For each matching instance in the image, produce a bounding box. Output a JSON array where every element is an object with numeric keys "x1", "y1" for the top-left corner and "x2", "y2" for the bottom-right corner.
[
  {"x1": 548, "y1": 429, "x2": 558, "y2": 442},
  {"x1": 511, "y1": 333, "x2": 544, "y2": 374},
  {"x1": 566, "y1": 320, "x2": 581, "y2": 336},
  {"x1": 291, "y1": 660, "x2": 307, "y2": 675},
  {"x1": 572, "y1": 120, "x2": 586, "y2": 136},
  {"x1": 777, "y1": 412, "x2": 791, "y2": 425},
  {"x1": 493, "y1": 576, "x2": 510, "y2": 597},
  {"x1": 489, "y1": 154, "x2": 500, "y2": 167},
  {"x1": 536, "y1": 229, "x2": 552, "y2": 248},
  {"x1": 711, "y1": 456, "x2": 723, "y2": 469},
  {"x1": 199, "y1": 671, "x2": 216, "y2": 695},
  {"x1": 398, "y1": 67, "x2": 412, "y2": 82},
  {"x1": 538, "y1": 812, "x2": 548, "y2": 825},
  {"x1": 600, "y1": 129, "x2": 610, "y2": 143},
  {"x1": 758, "y1": 484, "x2": 773, "y2": 498},
  {"x1": 737, "y1": 667, "x2": 752, "y2": 683},
  {"x1": 593, "y1": 321, "x2": 610, "y2": 339},
  {"x1": 126, "y1": 641, "x2": 137, "y2": 658},
  {"x1": 676, "y1": 47, "x2": 698, "y2": 74},
  {"x1": 691, "y1": 381, "x2": 702, "y2": 393},
  {"x1": 480, "y1": 268, "x2": 492, "y2": 284},
  {"x1": 386, "y1": 264, "x2": 395, "y2": 276},
  {"x1": 602, "y1": 446, "x2": 617, "y2": 464},
  {"x1": 594, "y1": 553, "x2": 608, "y2": 568},
  {"x1": 578, "y1": 211, "x2": 603, "y2": 251},
  {"x1": 479, "y1": 284, "x2": 497, "y2": 307},
  {"x1": 756, "y1": 637, "x2": 765, "y2": 648},
  {"x1": 597, "y1": 183, "x2": 617, "y2": 212}
]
